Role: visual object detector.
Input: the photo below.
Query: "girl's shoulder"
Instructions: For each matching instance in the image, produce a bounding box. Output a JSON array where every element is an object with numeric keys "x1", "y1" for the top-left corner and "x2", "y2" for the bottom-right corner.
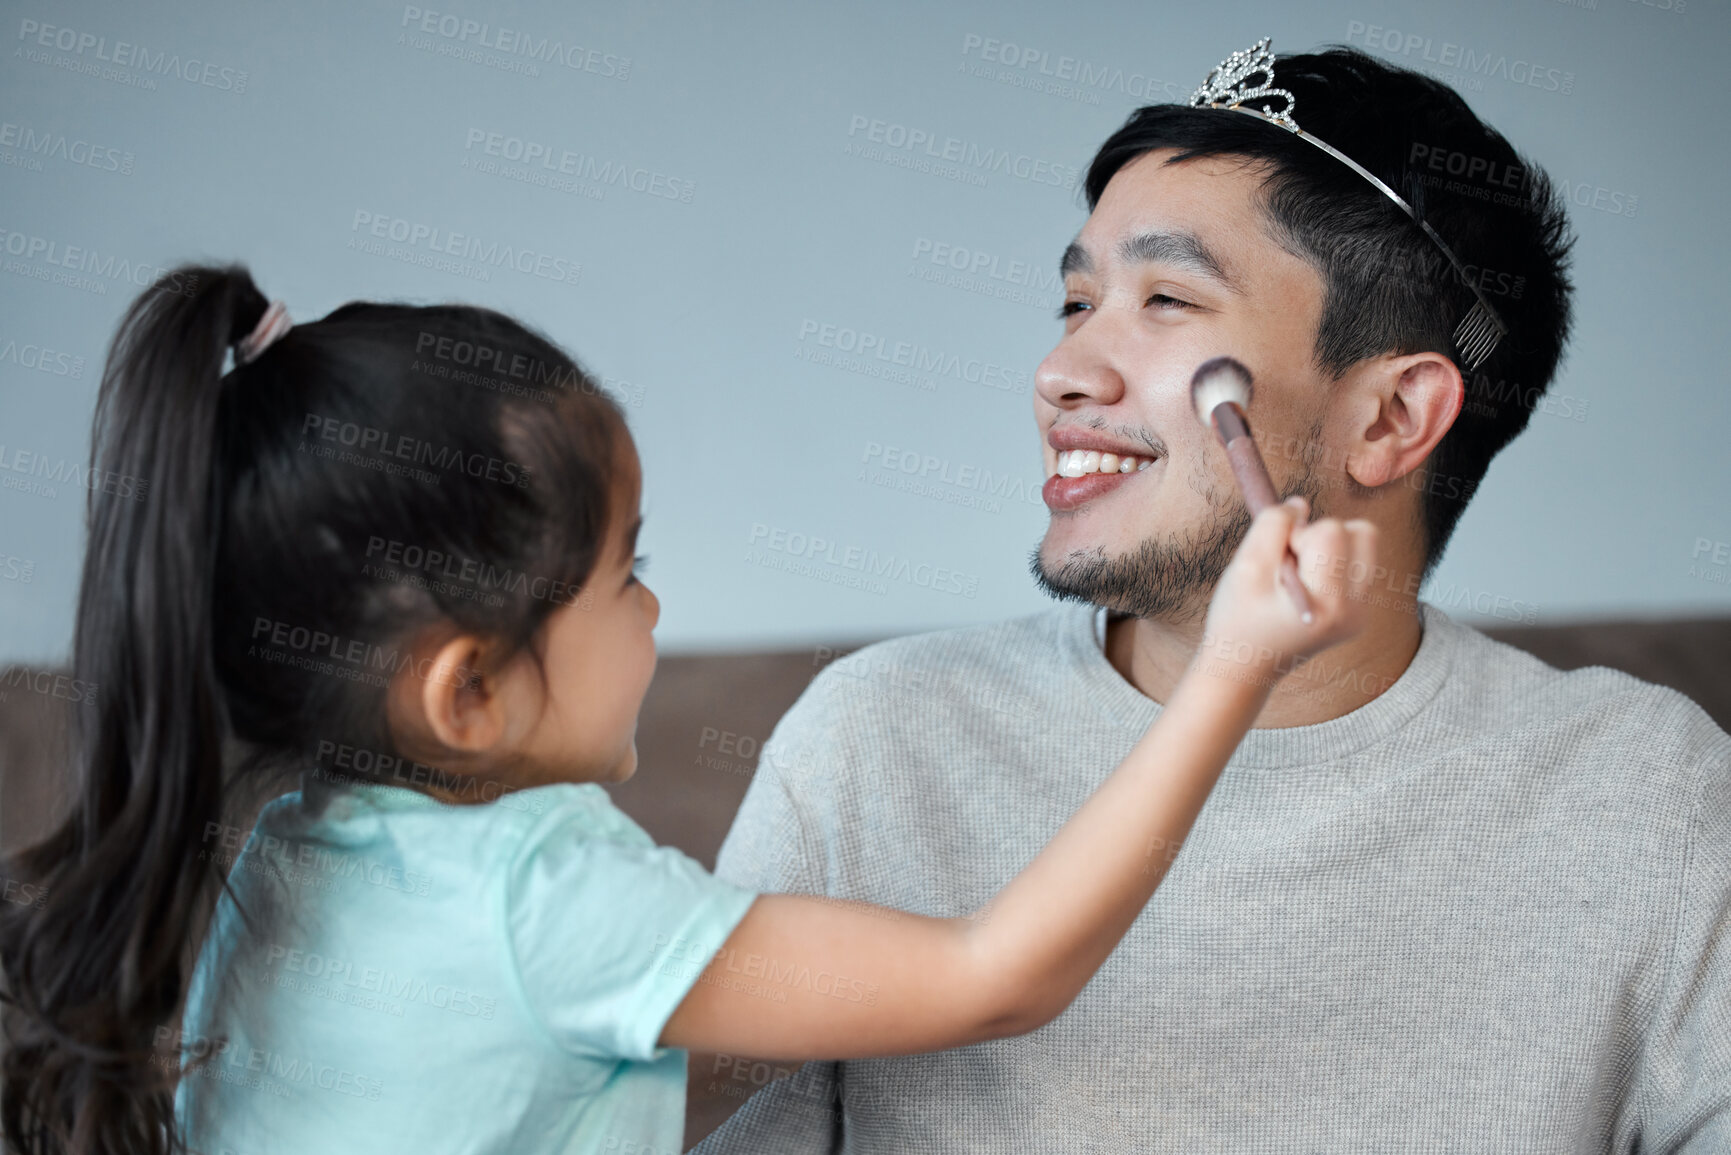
[
  {"x1": 264, "y1": 779, "x2": 653, "y2": 860},
  {"x1": 492, "y1": 781, "x2": 651, "y2": 847},
  {"x1": 219, "y1": 780, "x2": 663, "y2": 920}
]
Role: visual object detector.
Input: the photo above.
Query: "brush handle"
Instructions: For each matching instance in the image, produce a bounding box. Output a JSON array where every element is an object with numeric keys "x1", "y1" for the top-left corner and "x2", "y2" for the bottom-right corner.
[{"x1": 1211, "y1": 403, "x2": 1314, "y2": 624}]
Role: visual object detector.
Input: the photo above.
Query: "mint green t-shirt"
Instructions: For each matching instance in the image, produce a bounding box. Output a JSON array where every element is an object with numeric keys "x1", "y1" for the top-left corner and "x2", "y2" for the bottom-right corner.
[{"x1": 174, "y1": 781, "x2": 757, "y2": 1154}]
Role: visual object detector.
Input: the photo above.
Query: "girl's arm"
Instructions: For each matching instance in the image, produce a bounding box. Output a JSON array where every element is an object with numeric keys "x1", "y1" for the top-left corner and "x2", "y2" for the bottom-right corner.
[{"x1": 660, "y1": 501, "x2": 1375, "y2": 1060}]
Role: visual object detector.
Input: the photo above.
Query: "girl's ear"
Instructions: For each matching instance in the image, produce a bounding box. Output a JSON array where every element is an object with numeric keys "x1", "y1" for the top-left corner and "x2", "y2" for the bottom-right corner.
[{"x1": 392, "y1": 633, "x2": 509, "y2": 757}]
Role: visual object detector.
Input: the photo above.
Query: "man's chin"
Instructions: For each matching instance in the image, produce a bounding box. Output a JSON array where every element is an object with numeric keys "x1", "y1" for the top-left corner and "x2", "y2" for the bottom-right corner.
[{"x1": 1026, "y1": 523, "x2": 1244, "y2": 624}]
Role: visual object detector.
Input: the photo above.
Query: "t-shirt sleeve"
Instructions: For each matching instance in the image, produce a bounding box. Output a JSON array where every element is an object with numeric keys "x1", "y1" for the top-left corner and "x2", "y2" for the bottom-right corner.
[{"x1": 504, "y1": 806, "x2": 758, "y2": 1063}]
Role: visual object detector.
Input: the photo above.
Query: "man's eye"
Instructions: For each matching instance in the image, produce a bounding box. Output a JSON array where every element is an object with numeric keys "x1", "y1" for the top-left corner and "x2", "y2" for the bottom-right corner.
[
  {"x1": 1146, "y1": 293, "x2": 1195, "y2": 310},
  {"x1": 1056, "y1": 301, "x2": 1091, "y2": 320}
]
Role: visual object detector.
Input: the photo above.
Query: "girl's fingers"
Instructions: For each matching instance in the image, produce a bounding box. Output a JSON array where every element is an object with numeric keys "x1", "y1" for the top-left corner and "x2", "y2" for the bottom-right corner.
[
  {"x1": 1345, "y1": 519, "x2": 1379, "y2": 605},
  {"x1": 1293, "y1": 518, "x2": 1350, "y2": 609},
  {"x1": 1239, "y1": 499, "x2": 1302, "y2": 573}
]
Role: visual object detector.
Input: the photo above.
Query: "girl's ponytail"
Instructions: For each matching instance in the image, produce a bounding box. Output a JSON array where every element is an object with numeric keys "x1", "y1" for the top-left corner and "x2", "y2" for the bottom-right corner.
[{"x1": 1, "y1": 267, "x2": 269, "y2": 1155}]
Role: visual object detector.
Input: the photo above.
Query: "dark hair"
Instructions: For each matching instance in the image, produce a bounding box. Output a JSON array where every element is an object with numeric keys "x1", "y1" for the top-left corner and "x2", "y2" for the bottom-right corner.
[
  {"x1": 1083, "y1": 46, "x2": 1575, "y2": 573},
  {"x1": 0, "y1": 265, "x2": 628, "y2": 1154}
]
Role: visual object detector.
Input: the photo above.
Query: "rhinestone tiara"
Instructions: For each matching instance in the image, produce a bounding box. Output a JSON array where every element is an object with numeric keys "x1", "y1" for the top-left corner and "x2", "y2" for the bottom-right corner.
[{"x1": 1189, "y1": 37, "x2": 1507, "y2": 371}]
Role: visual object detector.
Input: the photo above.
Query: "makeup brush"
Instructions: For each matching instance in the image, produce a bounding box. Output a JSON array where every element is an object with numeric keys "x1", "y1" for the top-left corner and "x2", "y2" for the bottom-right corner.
[{"x1": 1189, "y1": 356, "x2": 1314, "y2": 624}]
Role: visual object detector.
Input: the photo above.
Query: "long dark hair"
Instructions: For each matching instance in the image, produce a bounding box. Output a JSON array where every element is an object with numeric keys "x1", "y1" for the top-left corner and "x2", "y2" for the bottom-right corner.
[{"x1": 0, "y1": 265, "x2": 629, "y2": 1154}]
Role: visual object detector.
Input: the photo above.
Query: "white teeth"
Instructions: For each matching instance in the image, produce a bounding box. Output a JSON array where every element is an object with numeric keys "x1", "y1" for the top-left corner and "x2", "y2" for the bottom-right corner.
[{"x1": 1053, "y1": 449, "x2": 1156, "y2": 477}]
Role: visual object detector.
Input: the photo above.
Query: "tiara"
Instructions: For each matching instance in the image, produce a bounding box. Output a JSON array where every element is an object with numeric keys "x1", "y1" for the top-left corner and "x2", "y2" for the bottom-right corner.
[{"x1": 1190, "y1": 38, "x2": 1507, "y2": 370}]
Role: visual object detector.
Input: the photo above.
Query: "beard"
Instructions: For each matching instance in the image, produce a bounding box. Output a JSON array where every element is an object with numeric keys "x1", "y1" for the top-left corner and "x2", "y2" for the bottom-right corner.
[{"x1": 1029, "y1": 434, "x2": 1326, "y2": 625}]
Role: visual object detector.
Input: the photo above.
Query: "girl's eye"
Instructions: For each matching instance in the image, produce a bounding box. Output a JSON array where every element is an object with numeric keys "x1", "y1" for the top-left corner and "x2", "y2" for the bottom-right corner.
[
  {"x1": 630, "y1": 554, "x2": 650, "y2": 582},
  {"x1": 1056, "y1": 301, "x2": 1091, "y2": 320}
]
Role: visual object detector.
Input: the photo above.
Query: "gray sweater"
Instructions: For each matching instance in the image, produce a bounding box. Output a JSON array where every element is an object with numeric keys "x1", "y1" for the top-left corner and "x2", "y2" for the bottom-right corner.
[{"x1": 693, "y1": 603, "x2": 1731, "y2": 1154}]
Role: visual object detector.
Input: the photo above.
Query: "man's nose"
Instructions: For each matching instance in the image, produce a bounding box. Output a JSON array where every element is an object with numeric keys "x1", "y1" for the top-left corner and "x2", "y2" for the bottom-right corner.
[{"x1": 1035, "y1": 319, "x2": 1129, "y2": 409}]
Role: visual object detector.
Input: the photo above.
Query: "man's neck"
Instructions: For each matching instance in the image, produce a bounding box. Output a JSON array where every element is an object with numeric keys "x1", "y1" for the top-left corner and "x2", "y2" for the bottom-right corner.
[{"x1": 1103, "y1": 598, "x2": 1424, "y2": 728}]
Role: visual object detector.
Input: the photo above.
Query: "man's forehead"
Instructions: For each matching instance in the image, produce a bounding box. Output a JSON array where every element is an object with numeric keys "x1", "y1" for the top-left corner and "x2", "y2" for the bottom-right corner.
[{"x1": 1062, "y1": 157, "x2": 1273, "y2": 291}]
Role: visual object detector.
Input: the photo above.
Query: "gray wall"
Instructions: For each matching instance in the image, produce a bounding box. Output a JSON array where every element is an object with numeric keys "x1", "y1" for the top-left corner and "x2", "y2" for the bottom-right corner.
[{"x1": 2, "y1": 0, "x2": 1726, "y2": 661}]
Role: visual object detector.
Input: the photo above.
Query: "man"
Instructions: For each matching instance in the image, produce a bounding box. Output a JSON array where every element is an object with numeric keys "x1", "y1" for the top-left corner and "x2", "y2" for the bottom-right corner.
[{"x1": 695, "y1": 42, "x2": 1729, "y2": 1153}]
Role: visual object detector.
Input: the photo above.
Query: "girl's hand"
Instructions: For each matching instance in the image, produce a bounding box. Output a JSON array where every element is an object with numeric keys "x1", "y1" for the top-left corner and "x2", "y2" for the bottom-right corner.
[{"x1": 1201, "y1": 496, "x2": 1377, "y2": 679}]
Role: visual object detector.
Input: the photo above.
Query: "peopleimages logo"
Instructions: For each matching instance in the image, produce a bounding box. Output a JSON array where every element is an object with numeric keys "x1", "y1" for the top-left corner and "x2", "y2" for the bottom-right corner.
[
  {"x1": 1689, "y1": 537, "x2": 1729, "y2": 587},
  {"x1": 958, "y1": 33, "x2": 1188, "y2": 104},
  {"x1": 845, "y1": 115, "x2": 1078, "y2": 189},
  {"x1": 908, "y1": 236, "x2": 1062, "y2": 310},
  {"x1": 0, "y1": 442, "x2": 149, "y2": 501},
  {"x1": 746, "y1": 523, "x2": 980, "y2": 599},
  {"x1": 263, "y1": 943, "x2": 498, "y2": 1020},
  {"x1": 1, "y1": 666, "x2": 97, "y2": 707},
  {"x1": 795, "y1": 319, "x2": 1029, "y2": 395},
  {"x1": 0, "y1": 334, "x2": 84, "y2": 378},
  {"x1": 301, "y1": 412, "x2": 534, "y2": 489},
  {"x1": 362, "y1": 534, "x2": 593, "y2": 610},
  {"x1": 1409, "y1": 143, "x2": 1528, "y2": 192},
  {"x1": 462, "y1": 129, "x2": 694, "y2": 203},
  {"x1": 911, "y1": 238, "x2": 1061, "y2": 293},
  {"x1": 0, "y1": 223, "x2": 196, "y2": 296},
  {"x1": 16, "y1": 18, "x2": 249, "y2": 93},
  {"x1": 347, "y1": 210, "x2": 581, "y2": 286},
  {"x1": 0, "y1": 121, "x2": 133, "y2": 174},
  {"x1": 859, "y1": 441, "x2": 1044, "y2": 511},
  {"x1": 398, "y1": 6, "x2": 629, "y2": 78},
  {"x1": 155, "y1": 1027, "x2": 384, "y2": 1102},
  {"x1": 1345, "y1": 21, "x2": 1575, "y2": 95}
]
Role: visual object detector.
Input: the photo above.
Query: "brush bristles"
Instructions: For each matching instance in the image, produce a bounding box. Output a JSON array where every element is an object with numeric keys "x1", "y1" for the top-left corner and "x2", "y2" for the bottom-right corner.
[{"x1": 1190, "y1": 356, "x2": 1254, "y2": 425}]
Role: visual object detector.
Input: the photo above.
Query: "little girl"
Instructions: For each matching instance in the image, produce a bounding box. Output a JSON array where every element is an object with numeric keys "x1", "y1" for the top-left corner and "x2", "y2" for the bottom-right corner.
[{"x1": 0, "y1": 266, "x2": 1375, "y2": 1155}]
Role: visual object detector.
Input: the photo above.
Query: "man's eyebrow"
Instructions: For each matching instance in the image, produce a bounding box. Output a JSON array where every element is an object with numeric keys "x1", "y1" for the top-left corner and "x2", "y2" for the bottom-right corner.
[
  {"x1": 1116, "y1": 230, "x2": 1241, "y2": 294},
  {"x1": 1059, "y1": 241, "x2": 1093, "y2": 278}
]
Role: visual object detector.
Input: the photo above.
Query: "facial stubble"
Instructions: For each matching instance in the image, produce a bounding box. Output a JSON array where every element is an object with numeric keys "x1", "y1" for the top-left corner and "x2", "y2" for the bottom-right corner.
[{"x1": 1030, "y1": 433, "x2": 1326, "y2": 625}]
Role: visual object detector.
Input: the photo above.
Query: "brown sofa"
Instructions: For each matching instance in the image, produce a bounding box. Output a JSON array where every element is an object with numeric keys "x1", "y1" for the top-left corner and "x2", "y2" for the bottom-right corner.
[{"x1": 3, "y1": 615, "x2": 1728, "y2": 1149}]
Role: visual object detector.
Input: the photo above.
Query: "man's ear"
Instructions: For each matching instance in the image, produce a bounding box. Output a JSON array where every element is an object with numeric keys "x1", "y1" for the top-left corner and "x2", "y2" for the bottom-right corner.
[
  {"x1": 391, "y1": 632, "x2": 508, "y2": 758},
  {"x1": 1342, "y1": 351, "x2": 1463, "y2": 489}
]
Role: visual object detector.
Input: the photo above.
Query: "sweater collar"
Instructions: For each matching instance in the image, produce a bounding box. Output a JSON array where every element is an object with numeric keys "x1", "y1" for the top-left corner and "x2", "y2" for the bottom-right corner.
[{"x1": 1072, "y1": 601, "x2": 1458, "y2": 768}]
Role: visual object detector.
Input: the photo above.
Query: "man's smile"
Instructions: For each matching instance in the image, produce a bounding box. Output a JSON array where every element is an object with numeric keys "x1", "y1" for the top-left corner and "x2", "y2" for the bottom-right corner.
[{"x1": 1042, "y1": 423, "x2": 1166, "y2": 511}]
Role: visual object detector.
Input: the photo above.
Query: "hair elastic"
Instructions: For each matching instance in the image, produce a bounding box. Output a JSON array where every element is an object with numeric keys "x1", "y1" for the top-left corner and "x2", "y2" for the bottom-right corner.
[{"x1": 235, "y1": 299, "x2": 292, "y2": 365}]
